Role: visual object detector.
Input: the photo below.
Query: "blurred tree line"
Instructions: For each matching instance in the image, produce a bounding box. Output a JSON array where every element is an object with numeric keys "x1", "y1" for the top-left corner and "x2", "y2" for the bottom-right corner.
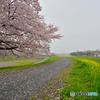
[{"x1": 70, "y1": 50, "x2": 100, "y2": 57}]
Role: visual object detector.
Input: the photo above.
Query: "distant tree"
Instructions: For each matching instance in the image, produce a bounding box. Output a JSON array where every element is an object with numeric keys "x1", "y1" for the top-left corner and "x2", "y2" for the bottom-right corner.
[
  {"x1": 84, "y1": 51, "x2": 91, "y2": 57},
  {"x1": 70, "y1": 52, "x2": 77, "y2": 56},
  {"x1": 0, "y1": 0, "x2": 62, "y2": 58},
  {"x1": 76, "y1": 51, "x2": 84, "y2": 56},
  {"x1": 51, "y1": 53, "x2": 56, "y2": 56},
  {"x1": 95, "y1": 50, "x2": 100, "y2": 57}
]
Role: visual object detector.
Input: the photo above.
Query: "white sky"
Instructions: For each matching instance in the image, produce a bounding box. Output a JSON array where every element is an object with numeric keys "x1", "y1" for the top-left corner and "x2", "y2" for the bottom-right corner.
[{"x1": 39, "y1": 0, "x2": 100, "y2": 53}]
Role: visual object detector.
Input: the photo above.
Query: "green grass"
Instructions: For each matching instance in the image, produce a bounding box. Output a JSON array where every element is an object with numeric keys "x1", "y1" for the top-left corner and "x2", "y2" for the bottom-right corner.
[
  {"x1": 0, "y1": 56, "x2": 61, "y2": 73},
  {"x1": 58, "y1": 57, "x2": 100, "y2": 100},
  {"x1": 0, "y1": 55, "x2": 24, "y2": 62}
]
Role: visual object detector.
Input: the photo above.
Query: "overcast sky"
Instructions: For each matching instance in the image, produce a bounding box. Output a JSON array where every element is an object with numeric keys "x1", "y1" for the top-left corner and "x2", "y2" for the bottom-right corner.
[{"x1": 38, "y1": 0, "x2": 100, "y2": 53}]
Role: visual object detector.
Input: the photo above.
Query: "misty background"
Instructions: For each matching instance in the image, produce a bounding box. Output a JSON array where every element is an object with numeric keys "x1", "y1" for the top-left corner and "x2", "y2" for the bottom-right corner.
[{"x1": 39, "y1": 0, "x2": 100, "y2": 54}]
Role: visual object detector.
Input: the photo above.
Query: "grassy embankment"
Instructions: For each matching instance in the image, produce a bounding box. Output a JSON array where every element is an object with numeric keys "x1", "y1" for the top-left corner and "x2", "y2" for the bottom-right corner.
[
  {"x1": 58, "y1": 57, "x2": 100, "y2": 100},
  {"x1": 0, "y1": 56, "x2": 61, "y2": 73}
]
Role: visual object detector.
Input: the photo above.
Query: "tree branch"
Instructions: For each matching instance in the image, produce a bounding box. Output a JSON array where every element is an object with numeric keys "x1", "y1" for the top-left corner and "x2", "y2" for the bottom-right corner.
[{"x1": 0, "y1": 47, "x2": 18, "y2": 50}]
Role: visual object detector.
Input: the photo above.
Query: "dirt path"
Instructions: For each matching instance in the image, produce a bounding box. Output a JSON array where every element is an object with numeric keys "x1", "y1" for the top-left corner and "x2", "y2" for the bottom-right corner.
[{"x1": 0, "y1": 58, "x2": 72, "y2": 100}]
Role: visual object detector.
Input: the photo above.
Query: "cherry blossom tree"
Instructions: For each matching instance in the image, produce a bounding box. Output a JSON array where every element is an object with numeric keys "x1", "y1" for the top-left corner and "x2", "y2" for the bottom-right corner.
[{"x1": 0, "y1": 0, "x2": 62, "y2": 58}]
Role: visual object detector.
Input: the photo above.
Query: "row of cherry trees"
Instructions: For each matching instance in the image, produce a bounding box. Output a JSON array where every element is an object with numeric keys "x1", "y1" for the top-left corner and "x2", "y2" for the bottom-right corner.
[{"x1": 0, "y1": 0, "x2": 62, "y2": 58}]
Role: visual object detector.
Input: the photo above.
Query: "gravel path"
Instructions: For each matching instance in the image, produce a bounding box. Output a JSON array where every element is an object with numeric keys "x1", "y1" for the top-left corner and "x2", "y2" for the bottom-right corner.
[
  {"x1": 0, "y1": 58, "x2": 72, "y2": 100},
  {"x1": 0, "y1": 62, "x2": 20, "y2": 68}
]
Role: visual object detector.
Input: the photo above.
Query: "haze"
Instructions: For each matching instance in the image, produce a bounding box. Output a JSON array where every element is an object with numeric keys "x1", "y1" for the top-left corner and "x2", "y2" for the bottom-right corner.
[{"x1": 39, "y1": 0, "x2": 100, "y2": 53}]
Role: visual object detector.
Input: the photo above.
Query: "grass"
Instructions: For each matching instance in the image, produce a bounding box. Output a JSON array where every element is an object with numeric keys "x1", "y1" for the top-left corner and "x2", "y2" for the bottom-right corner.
[
  {"x1": 0, "y1": 55, "x2": 24, "y2": 62},
  {"x1": 0, "y1": 56, "x2": 61, "y2": 73},
  {"x1": 58, "y1": 57, "x2": 100, "y2": 100}
]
